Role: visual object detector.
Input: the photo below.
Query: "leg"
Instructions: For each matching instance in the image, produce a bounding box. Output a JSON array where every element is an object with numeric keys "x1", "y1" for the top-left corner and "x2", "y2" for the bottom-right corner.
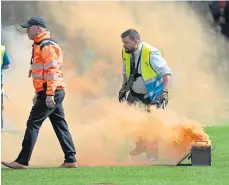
[
  {"x1": 139, "y1": 97, "x2": 152, "y2": 112},
  {"x1": 128, "y1": 93, "x2": 158, "y2": 160},
  {"x1": 1, "y1": 84, "x2": 3, "y2": 129},
  {"x1": 15, "y1": 91, "x2": 54, "y2": 165},
  {"x1": 49, "y1": 90, "x2": 76, "y2": 163}
]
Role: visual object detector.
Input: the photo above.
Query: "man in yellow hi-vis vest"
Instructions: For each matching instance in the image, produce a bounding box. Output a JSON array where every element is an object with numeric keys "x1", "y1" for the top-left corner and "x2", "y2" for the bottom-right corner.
[
  {"x1": 1, "y1": 45, "x2": 11, "y2": 130},
  {"x1": 119, "y1": 29, "x2": 172, "y2": 107},
  {"x1": 118, "y1": 29, "x2": 172, "y2": 160}
]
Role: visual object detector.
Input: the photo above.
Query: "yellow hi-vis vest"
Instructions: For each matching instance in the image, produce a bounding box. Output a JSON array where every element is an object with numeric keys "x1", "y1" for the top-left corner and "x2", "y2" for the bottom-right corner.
[
  {"x1": 1, "y1": 45, "x2": 5, "y2": 65},
  {"x1": 122, "y1": 42, "x2": 164, "y2": 102}
]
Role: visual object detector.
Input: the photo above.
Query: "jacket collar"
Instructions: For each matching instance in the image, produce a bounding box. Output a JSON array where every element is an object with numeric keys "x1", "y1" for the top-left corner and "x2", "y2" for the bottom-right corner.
[{"x1": 34, "y1": 31, "x2": 50, "y2": 43}]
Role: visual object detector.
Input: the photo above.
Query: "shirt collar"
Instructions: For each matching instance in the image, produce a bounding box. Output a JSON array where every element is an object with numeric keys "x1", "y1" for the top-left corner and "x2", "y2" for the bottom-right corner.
[{"x1": 133, "y1": 41, "x2": 143, "y2": 56}]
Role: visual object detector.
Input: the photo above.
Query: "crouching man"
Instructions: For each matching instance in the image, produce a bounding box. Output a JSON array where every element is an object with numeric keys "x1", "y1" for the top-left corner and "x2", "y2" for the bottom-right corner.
[{"x1": 118, "y1": 29, "x2": 172, "y2": 160}]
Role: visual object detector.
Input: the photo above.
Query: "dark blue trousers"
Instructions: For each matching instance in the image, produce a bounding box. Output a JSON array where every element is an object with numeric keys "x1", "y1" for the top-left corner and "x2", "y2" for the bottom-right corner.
[{"x1": 16, "y1": 89, "x2": 76, "y2": 165}]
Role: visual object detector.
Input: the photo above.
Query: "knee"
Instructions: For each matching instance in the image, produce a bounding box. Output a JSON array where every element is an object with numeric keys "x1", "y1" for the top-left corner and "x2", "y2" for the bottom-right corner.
[{"x1": 26, "y1": 119, "x2": 41, "y2": 132}]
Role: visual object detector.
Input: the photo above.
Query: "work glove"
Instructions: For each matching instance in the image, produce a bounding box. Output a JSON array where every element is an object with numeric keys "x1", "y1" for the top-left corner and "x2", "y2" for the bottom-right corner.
[
  {"x1": 46, "y1": 96, "x2": 56, "y2": 108},
  {"x1": 118, "y1": 83, "x2": 127, "y2": 102},
  {"x1": 32, "y1": 94, "x2": 38, "y2": 105},
  {"x1": 160, "y1": 90, "x2": 168, "y2": 108}
]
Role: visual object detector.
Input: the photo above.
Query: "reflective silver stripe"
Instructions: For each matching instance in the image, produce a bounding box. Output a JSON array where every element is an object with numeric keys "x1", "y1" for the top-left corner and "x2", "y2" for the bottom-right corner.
[
  {"x1": 32, "y1": 63, "x2": 44, "y2": 70},
  {"x1": 44, "y1": 60, "x2": 59, "y2": 70},
  {"x1": 44, "y1": 73, "x2": 62, "y2": 80},
  {"x1": 31, "y1": 72, "x2": 62, "y2": 80},
  {"x1": 31, "y1": 72, "x2": 43, "y2": 79},
  {"x1": 32, "y1": 61, "x2": 61, "y2": 70},
  {"x1": 40, "y1": 40, "x2": 57, "y2": 48}
]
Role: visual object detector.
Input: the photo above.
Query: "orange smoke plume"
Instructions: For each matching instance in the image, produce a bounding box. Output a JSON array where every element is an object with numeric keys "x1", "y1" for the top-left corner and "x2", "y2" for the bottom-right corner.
[{"x1": 2, "y1": 1, "x2": 222, "y2": 168}]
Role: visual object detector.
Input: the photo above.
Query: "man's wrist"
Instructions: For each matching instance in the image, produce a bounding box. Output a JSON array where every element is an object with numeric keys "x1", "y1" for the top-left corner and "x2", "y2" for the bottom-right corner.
[
  {"x1": 46, "y1": 88, "x2": 55, "y2": 96},
  {"x1": 122, "y1": 82, "x2": 127, "y2": 88},
  {"x1": 163, "y1": 88, "x2": 168, "y2": 93}
]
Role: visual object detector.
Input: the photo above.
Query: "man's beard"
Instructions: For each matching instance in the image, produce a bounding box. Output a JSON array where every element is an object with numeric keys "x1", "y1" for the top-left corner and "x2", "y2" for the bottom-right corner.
[{"x1": 125, "y1": 48, "x2": 134, "y2": 54}]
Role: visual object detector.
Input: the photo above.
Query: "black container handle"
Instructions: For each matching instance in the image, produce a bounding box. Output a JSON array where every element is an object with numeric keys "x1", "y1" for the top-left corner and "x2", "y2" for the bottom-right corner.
[
  {"x1": 195, "y1": 140, "x2": 208, "y2": 144},
  {"x1": 211, "y1": 146, "x2": 216, "y2": 151}
]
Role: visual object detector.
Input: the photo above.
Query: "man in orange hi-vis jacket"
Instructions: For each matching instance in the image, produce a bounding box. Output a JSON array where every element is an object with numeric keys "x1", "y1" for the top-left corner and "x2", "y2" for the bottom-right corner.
[{"x1": 1, "y1": 16, "x2": 78, "y2": 169}]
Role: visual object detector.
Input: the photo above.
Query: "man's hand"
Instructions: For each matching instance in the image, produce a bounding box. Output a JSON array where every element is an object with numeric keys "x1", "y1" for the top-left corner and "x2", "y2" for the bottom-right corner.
[
  {"x1": 119, "y1": 91, "x2": 126, "y2": 102},
  {"x1": 33, "y1": 94, "x2": 38, "y2": 105},
  {"x1": 2, "y1": 65, "x2": 9, "y2": 70},
  {"x1": 46, "y1": 96, "x2": 56, "y2": 108},
  {"x1": 118, "y1": 84, "x2": 127, "y2": 102},
  {"x1": 160, "y1": 90, "x2": 168, "y2": 107}
]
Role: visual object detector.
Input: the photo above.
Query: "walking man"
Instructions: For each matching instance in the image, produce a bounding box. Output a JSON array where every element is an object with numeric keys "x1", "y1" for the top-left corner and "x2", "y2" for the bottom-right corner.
[{"x1": 2, "y1": 16, "x2": 78, "y2": 169}]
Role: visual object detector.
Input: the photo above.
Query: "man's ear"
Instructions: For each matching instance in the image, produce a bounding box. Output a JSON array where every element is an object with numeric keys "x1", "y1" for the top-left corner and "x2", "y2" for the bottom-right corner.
[{"x1": 135, "y1": 40, "x2": 139, "y2": 46}]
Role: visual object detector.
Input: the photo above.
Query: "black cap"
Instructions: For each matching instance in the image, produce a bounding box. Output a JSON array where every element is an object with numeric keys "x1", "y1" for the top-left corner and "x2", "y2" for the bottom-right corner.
[{"x1": 20, "y1": 16, "x2": 47, "y2": 28}]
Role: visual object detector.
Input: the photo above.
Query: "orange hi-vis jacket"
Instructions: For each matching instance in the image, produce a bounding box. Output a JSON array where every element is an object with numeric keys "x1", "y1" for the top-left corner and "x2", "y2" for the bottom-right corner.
[{"x1": 30, "y1": 31, "x2": 65, "y2": 96}]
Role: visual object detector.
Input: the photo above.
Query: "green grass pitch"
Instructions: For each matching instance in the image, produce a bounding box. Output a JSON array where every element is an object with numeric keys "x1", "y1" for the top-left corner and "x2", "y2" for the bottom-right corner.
[{"x1": 2, "y1": 124, "x2": 229, "y2": 185}]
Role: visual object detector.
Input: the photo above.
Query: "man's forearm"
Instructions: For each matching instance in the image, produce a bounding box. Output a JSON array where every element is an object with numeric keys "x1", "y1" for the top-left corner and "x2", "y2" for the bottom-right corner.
[
  {"x1": 123, "y1": 74, "x2": 127, "y2": 85},
  {"x1": 163, "y1": 74, "x2": 171, "y2": 91}
]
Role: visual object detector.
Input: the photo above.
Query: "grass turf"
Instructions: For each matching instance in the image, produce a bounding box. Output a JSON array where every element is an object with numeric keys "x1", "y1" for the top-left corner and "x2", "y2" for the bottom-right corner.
[{"x1": 2, "y1": 125, "x2": 229, "y2": 185}]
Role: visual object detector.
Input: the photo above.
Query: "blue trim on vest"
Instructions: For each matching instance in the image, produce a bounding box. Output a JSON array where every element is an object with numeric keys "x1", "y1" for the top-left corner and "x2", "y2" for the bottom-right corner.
[{"x1": 144, "y1": 75, "x2": 163, "y2": 102}]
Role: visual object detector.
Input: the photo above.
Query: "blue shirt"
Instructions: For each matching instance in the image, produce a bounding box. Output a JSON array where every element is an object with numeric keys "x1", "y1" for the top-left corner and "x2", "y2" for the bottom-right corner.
[{"x1": 1, "y1": 50, "x2": 11, "y2": 84}]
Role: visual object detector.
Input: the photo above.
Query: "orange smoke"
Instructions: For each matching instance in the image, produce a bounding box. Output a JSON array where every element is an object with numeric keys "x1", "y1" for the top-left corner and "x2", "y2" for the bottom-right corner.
[
  {"x1": 66, "y1": 104, "x2": 212, "y2": 167},
  {"x1": 128, "y1": 108, "x2": 211, "y2": 166},
  {"x1": 1, "y1": 1, "x2": 221, "y2": 168}
]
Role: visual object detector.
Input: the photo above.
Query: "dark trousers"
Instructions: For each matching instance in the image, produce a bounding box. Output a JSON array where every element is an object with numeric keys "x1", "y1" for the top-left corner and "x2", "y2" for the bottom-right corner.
[
  {"x1": 127, "y1": 90, "x2": 159, "y2": 158},
  {"x1": 127, "y1": 90, "x2": 151, "y2": 106},
  {"x1": 15, "y1": 89, "x2": 76, "y2": 166},
  {"x1": 1, "y1": 84, "x2": 3, "y2": 129}
]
